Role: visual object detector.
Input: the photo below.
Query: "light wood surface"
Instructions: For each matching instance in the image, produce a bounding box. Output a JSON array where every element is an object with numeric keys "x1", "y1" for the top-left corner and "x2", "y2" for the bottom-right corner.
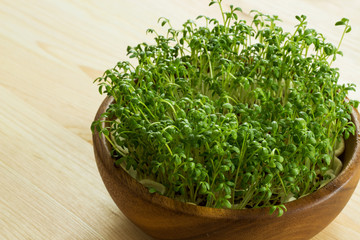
[{"x1": 0, "y1": 0, "x2": 359, "y2": 239}]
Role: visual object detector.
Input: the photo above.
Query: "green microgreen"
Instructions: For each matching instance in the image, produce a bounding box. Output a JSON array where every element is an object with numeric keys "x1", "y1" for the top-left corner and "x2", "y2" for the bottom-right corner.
[{"x1": 91, "y1": 0, "x2": 358, "y2": 215}]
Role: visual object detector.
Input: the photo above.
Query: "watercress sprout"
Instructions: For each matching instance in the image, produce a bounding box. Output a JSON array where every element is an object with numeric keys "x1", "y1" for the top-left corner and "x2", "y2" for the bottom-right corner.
[{"x1": 92, "y1": 0, "x2": 358, "y2": 216}]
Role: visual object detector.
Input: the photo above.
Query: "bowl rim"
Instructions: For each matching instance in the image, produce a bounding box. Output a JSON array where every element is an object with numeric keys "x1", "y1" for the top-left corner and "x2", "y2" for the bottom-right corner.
[{"x1": 94, "y1": 96, "x2": 360, "y2": 220}]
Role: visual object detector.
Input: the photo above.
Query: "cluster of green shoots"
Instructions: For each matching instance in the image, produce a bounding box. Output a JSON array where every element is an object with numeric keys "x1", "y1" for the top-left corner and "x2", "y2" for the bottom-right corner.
[{"x1": 92, "y1": 0, "x2": 358, "y2": 216}]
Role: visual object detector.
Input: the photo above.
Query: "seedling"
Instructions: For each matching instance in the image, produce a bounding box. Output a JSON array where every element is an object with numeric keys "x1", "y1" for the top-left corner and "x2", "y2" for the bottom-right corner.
[{"x1": 92, "y1": 0, "x2": 358, "y2": 216}]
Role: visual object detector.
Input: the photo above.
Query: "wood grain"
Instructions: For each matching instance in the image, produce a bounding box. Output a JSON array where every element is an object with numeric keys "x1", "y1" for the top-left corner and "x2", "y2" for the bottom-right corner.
[{"x1": 1, "y1": 0, "x2": 360, "y2": 239}]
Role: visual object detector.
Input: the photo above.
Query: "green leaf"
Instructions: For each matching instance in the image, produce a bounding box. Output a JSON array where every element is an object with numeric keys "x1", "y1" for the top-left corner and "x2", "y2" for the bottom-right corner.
[
  {"x1": 232, "y1": 146, "x2": 240, "y2": 154},
  {"x1": 209, "y1": 1, "x2": 216, "y2": 6},
  {"x1": 101, "y1": 128, "x2": 109, "y2": 136},
  {"x1": 290, "y1": 168, "x2": 299, "y2": 176},
  {"x1": 223, "y1": 199, "x2": 232, "y2": 209},
  {"x1": 149, "y1": 188, "x2": 157, "y2": 194},
  {"x1": 335, "y1": 21, "x2": 345, "y2": 26},
  {"x1": 269, "y1": 206, "x2": 277, "y2": 215},
  {"x1": 264, "y1": 174, "x2": 273, "y2": 183},
  {"x1": 278, "y1": 208, "x2": 284, "y2": 217},
  {"x1": 234, "y1": 7, "x2": 243, "y2": 12},
  {"x1": 269, "y1": 161, "x2": 276, "y2": 168},
  {"x1": 275, "y1": 162, "x2": 283, "y2": 172},
  {"x1": 223, "y1": 102, "x2": 233, "y2": 111},
  {"x1": 220, "y1": 165, "x2": 230, "y2": 172},
  {"x1": 346, "y1": 26, "x2": 352, "y2": 33},
  {"x1": 322, "y1": 154, "x2": 331, "y2": 165}
]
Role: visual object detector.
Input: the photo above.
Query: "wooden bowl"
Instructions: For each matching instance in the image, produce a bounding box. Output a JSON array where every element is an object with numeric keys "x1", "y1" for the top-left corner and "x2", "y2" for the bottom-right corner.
[{"x1": 93, "y1": 96, "x2": 360, "y2": 240}]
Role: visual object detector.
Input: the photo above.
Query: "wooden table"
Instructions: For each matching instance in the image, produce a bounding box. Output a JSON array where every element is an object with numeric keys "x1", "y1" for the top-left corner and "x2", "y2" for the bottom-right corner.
[{"x1": 1, "y1": 0, "x2": 359, "y2": 239}]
